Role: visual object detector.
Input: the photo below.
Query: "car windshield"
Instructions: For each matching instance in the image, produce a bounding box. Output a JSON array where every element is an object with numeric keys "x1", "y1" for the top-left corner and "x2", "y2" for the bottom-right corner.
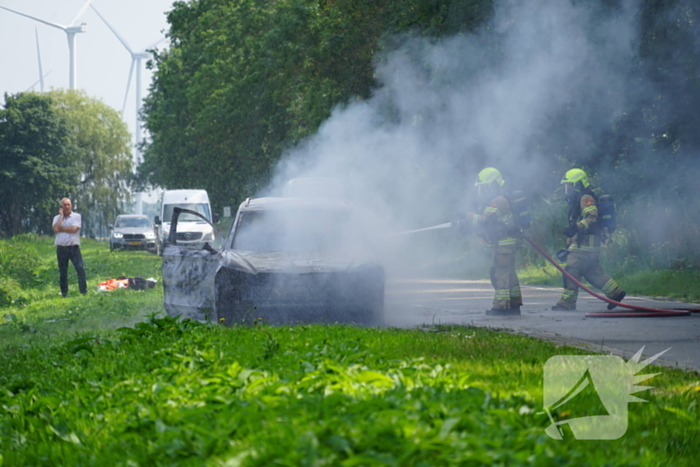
[
  {"x1": 232, "y1": 208, "x2": 363, "y2": 254},
  {"x1": 163, "y1": 203, "x2": 211, "y2": 223},
  {"x1": 116, "y1": 217, "x2": 152, "y2": 228}
]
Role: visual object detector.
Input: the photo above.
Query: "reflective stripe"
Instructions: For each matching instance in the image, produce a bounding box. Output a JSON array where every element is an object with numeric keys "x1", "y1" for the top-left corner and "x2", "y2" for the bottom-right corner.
[
  {"x1": 498, "y1": 237, "x2": 518, "y2": 246},
  {"x1": 602, "y1": 278, "x2": 620, "y2": 296},
  {"x1": 569, "y1": 244, "x2": 600, "y2": 252},
  {"x1": 582, "y1": 205, "x2": 597, "y2": 216}
]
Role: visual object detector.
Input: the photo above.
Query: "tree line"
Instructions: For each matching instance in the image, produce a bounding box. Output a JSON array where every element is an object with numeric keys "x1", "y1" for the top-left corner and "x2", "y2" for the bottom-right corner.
[
  {"x1": 139, "y1": 0, "x2": 493, "y2": 206},
  {"x1": 0, "y1": 90, "x2": 133, "y2": 238},
  {"x1": 141, "y1": 0, "x2": 700, "y2": 269},
  {"x1": 2, "y1": 0, "x2": 698, "y2": 270}
]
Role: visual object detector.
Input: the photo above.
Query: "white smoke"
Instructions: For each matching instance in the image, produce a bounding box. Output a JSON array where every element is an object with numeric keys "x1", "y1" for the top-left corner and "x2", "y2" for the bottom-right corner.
[{"x1": 262, "y1": 0, "x2": 644, "y2": 276}]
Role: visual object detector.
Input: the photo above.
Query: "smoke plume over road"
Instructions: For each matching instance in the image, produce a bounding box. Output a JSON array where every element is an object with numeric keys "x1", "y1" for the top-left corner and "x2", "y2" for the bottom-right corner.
[{"x1": 262, "y1": 0, "x2": 699, "y2": 276}]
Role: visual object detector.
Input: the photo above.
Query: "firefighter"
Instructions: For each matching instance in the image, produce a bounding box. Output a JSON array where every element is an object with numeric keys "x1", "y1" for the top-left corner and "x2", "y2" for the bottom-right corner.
[
  {"x1": 466, "y1": 167, "x2": 523, "y2": 316},
  {"x1": 552, "y1": 168, "x2": 626, "y2": 311}
]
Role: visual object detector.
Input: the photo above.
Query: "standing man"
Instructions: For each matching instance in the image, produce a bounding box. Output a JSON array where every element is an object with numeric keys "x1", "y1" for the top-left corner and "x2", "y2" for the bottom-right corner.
[
  {"x1": 52, "y1": 198, "x2": 87, "y2": 297},
  {"x1": 466, "y1": 167, "x2": 523, "y2": 316},
  {"x1": 552, "y1": 169, "x2": 625, "y2": 311}
]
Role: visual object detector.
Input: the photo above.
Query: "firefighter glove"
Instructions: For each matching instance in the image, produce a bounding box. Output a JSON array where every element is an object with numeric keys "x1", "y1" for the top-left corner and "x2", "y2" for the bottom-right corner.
[{"x1": 562, "y1": 224, "x2": 579, "y2": 238}]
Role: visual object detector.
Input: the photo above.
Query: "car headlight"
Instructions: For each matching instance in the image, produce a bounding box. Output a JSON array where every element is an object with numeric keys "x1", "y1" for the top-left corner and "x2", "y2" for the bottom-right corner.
[
  {"x1": 112, "y1": 232, "x2": 123, "y2": 238},
  {"x1": 145, "y1": 232, "x2": 156, "y2": 239}
]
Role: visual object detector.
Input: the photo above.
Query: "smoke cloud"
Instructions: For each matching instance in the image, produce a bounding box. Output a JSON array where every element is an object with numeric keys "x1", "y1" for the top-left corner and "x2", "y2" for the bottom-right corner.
[{"x1": 260, "y1": 0, "x2": 695, "y2": 276}]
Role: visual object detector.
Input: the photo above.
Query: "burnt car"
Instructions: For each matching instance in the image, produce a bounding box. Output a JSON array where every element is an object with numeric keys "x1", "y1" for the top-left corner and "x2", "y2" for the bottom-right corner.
[
  {"x1": 162, "y1": 197, "x2": 384, "y2": 326},
  {"x1": 109, "y1": 214, "x2": 159, "y2": 254}
]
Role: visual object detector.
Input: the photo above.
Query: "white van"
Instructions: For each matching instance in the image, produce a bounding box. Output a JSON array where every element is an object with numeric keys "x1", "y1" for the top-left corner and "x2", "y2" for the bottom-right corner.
[{"x1": 155, "y1": 189, "x2": 215, "y2": 250}]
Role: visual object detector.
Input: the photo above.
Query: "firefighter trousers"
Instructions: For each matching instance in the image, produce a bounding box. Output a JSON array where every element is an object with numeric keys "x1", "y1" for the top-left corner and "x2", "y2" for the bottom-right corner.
[
  {"x1": 555, "y1": 250, "x2": 624, "y2": 309},
  {"x1": 490, "y1": 243, "x2": 522, "y2": 309}
]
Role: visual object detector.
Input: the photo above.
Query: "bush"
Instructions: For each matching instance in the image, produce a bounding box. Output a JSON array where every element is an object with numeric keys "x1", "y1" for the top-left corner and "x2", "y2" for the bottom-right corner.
[
  {"x1": 0, "y1": 238, "x2": 42, "y2": 288},
  {"x1": 0, "y1": 276, "x2": 22, "y2": 307}
]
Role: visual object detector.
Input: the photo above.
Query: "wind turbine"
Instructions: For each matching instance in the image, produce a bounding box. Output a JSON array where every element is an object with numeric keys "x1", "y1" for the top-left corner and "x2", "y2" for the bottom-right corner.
[
  {"x1": 0, "y1": 0, "x2": 93, "y2": 90},
  {"x1": 90, "y1": 4, "x2": 166, "y2": 215},
  {"x1": 24, "y1": 28, "x2": 51, "y2": 92},
  {"x1": 35, "y1": 28, "x2": 45, "y2": 92}
]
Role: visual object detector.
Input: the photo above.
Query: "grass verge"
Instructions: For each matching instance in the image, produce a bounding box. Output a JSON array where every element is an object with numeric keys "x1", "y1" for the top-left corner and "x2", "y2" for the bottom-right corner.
[{"x1": 0, "y1": 235, "x2": 698, "y2": 465}]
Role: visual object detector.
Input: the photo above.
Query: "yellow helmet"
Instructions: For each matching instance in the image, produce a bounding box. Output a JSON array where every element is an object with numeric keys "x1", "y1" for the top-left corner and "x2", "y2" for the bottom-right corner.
[
  {"x1": 475, "y1": 167, "x2": 505, "y2": 188},
  {"x1": 561, "y1": 168, "x2": 590, "y2": 188},
  {"x1": 561, "y1": 168, "x2": 590, "y2": 200}
]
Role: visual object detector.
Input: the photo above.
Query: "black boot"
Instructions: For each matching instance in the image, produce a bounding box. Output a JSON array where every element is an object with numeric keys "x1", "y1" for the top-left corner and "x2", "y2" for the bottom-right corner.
[{"x1": 607, "y1": 291, "x2": 627, "y2": 310}]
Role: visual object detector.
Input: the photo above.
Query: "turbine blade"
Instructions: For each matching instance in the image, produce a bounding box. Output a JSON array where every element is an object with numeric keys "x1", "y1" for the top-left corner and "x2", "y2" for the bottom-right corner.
[
  {"x1": 142, "y1": 36, "x2": 167, "y2": 53},
  {"x1": 90, "y1": 4, "x2": 133, "y2": 53},
  {"x1": 24, "y1": 79, "x2": 40, "y2": 93},
  {"x1": 71, "y1": 0, "x2": 93, "y2": 26},
  {"x1": 0, "y1": 5, "x2": 67, "y2": 30},
  {"x1": 122, "y1": 58, "x2": 136, "y2": 115},
  {"x1": 23, "y1": 71, "x2": 51, "y2": 92},
  {"x1": 35, "y1": 28, "x2": 45, "y2": 92}
]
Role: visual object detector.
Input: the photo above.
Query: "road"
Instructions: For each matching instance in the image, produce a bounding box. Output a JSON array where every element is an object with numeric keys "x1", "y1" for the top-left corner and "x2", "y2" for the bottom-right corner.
[{"x1": 384, "y1": 278, "x2": 700, "y2": 372}]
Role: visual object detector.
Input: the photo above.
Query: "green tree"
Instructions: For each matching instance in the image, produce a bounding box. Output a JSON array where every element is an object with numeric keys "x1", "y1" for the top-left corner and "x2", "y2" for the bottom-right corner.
[
  {"x1": 48, "y1": 90, "x2": 134, "y2": 238},
  {"x1": 140, "y1": 0, "x2": 493, "y2": 212},
  {"x1": 0, "y1": 91, "x2": 134, "y2": 238},
  {"x1": 0, "y1": 92, "x2": 80, "y2": 237}
]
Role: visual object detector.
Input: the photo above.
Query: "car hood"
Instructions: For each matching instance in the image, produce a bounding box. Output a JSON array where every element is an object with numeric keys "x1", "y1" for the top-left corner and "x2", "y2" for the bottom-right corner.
[
  {"x1": 219, "y1": 250, "x2": 379, "y2": 275},
  {"x1": 113, "y1": 227, "x2": 153, "y2": 234}
]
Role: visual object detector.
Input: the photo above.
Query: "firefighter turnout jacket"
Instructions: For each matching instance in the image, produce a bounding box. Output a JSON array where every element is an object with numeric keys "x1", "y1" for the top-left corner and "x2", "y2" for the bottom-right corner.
[
  {"x1": 469, "y1": 195, "x2": 519, "y2": 246},
  {"x1": 568, "y1": 193, "x2": 603, "y2": 252}
]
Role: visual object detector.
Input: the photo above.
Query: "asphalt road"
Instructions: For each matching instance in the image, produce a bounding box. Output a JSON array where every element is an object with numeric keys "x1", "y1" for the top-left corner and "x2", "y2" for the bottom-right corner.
[{"x1": 384, "y1": 278, "x2": 700, "y2": 372}]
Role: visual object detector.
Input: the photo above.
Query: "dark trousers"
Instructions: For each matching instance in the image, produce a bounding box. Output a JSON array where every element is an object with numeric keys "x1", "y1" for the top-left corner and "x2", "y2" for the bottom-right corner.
[
  {"x1": 57, "y1": 245, "x2": 87, "y2": 296},
  {"x1": 556, "y1": 250, "x2": 624, "y2": 308},
  {"x1": 489, "y1": 243, "x2": 523, "y2": 309}
]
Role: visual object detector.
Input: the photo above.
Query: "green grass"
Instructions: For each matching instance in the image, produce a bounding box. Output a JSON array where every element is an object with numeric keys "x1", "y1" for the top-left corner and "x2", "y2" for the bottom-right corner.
[
  {"x1": 518, "y1": 258, "x2": 700, "y2": 302},
  {"x1": 0, "y1": 320, "x2": 698, "y2": 466},
  {"x1": 0, "y1": 236, "x2": 698, "y2": 465},
  {"x1": 0, "y1": 236, "x2": 162, "y2": 347},
  {"x1": 617, "y1": 268, "x2": 700, "y2": 302},
  {"x1": 517, "y1": 262, "x2": 564, "y2": 287}
]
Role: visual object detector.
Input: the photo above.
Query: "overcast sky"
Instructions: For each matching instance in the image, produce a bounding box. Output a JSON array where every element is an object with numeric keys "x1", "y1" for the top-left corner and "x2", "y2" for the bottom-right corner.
[{"x1": 0, "y1": 0, "x2": 175, "y2": 141}]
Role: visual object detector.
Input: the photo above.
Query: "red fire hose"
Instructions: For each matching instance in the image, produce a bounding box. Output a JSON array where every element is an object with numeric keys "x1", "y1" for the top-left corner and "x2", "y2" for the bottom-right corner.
[{"x1": 524, "y1": 236, "x2": 697, "y2": 318}]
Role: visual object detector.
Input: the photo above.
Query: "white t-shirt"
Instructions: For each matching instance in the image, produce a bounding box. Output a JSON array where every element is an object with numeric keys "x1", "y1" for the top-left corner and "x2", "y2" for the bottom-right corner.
[{"x1": 53, "y1": 212, "x2": 82, "y2": 246}]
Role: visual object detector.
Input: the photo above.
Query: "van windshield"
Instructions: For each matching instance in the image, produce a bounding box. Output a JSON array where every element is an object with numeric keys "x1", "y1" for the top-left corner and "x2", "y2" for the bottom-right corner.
[{"x1": 163, "y1": 203, "x2": 211, "y2": 223}]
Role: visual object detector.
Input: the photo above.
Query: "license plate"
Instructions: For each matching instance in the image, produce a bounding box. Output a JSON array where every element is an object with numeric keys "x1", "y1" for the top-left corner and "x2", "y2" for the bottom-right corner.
[{"x1": 129, "y1": 242, "x2": 141, "y2": 246}]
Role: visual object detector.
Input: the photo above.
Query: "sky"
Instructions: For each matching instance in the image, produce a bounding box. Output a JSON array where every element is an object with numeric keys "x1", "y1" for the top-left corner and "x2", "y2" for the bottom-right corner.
[{"x1": 0, "y1": 0, "x2": 175, "y2": 149}]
